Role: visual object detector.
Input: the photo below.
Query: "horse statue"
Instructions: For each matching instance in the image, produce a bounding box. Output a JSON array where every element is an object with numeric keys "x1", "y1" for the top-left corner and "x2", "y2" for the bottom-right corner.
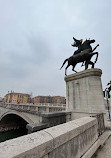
[
  {"x1": 60, "y1": 37, "x2": 99, "y2": 75},
  {"x1": 73, "y1": 37, "x2": 99, "y2": 66}
]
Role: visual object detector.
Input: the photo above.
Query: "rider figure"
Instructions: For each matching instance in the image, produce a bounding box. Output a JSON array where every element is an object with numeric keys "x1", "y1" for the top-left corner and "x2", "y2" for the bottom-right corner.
[
  {"x1": 71, "y1": 37, "x2": 83, "y2": 55},
  {"x1": 71, "y1": 37, "x2": 97, "y2": 67},
  {"x1": 72, "y1": 37, "x2": 95, "y2": 56}
]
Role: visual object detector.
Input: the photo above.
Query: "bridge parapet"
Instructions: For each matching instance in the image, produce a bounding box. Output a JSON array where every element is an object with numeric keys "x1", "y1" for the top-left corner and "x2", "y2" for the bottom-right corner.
[
  {"x1": 0, "y1": 117, "x2": 99, "y2": 158},
  {"x1": 0, "y1": 103, "x2": 66, "y2": 114}
]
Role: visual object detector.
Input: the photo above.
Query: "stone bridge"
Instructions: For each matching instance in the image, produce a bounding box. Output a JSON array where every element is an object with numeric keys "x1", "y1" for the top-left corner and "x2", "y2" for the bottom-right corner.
[{"x1": 0, "y1": 103, "x2": 66, "y2": 132}]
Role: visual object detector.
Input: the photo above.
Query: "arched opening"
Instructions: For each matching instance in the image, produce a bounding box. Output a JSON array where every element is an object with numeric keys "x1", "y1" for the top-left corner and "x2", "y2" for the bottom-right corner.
[{"x1": 0, "y1": 114, "x2": 28, "y2": 142}]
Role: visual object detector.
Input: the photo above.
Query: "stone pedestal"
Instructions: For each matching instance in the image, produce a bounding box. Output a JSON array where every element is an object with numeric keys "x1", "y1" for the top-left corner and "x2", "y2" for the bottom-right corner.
[{"x1": 65, "y1": 68, "x2": 106, "y2": 120}]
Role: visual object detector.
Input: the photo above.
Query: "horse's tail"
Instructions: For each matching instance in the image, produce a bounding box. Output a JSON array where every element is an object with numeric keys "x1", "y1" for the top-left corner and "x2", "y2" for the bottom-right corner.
[{"x1": 60, "y1": 59, "x2": 68, "y2": 70}]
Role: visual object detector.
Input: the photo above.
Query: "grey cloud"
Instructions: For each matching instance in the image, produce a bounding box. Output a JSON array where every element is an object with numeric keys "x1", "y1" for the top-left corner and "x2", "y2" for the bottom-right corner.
[
  {"x1": 25, "y1": 33, "x2": 52, "y2": 65},
  {"x1": 0, "y1": 0, "x2": 111, "y2": 97}
]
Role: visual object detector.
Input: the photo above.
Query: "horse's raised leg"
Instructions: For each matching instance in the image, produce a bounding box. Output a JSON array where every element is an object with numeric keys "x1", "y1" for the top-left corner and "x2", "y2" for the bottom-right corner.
[
  {"x1": 94, "y1": 52, "x2": 98, "y2": 63},
  {"x1": 85, "y1": 60, "x2": 94, "y2": 70},
  {"x1": 85, "y1": 61, "x2": 89, "y2": 70},
  {"x1": 65, "y1": 64, "x2": 70, "y2": 76},
  {"x1": 72, "y1": 64, "x2": 77, "y2": 73},
  {"x1": 90, "y1": 52, "x2": 98, "y2": 63},
  {"x1": 89, "y1": 61, "x2": 94, "y2": 68},
  {"x1": 85, "y1": 52, "x2": 99, "y2": 70}
]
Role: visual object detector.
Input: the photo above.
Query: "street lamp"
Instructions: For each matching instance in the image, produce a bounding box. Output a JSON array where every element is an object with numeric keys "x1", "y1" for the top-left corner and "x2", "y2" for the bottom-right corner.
[
  {"x1": 104, "y1": 80, "x2": 111, "y2": 120},
  {"x1": 104, "y1": 88, "x2": 110, "y2": 120}
]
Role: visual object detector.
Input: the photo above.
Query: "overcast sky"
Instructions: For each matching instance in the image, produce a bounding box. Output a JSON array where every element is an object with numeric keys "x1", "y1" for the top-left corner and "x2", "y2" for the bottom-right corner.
[{"x1": 0, "y1": 0, "x2": 111, "y2": 97}]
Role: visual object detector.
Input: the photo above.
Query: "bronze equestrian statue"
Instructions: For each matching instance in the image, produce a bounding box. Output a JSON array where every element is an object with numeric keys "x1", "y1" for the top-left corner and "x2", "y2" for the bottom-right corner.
[
  {"x1": 73, "y1": 37, "x2": 99, "y2": 66},
  {"x1": 60, "y1": 37, "x2": 99, "y2": 75}
]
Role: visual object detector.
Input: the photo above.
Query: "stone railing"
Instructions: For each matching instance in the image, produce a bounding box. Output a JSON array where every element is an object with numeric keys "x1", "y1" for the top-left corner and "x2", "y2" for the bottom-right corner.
[
  {"x1": 0, "y1": 117, "x2": 99, "y2": 158},
  {"x1": 0, "y1": 103, "x2": 66, "y2": 114},
  {"x1": 91, "y1": 113, "x2": 105, "y2": 137},
  {"x1": 33, "y1": 103, "x2": 66, "y2": 107}
]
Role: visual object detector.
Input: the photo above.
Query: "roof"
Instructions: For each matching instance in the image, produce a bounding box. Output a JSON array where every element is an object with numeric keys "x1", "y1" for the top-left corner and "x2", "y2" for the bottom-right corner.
[{"x1": 5, "y1": 92, "x2": 30, "y2": 97}]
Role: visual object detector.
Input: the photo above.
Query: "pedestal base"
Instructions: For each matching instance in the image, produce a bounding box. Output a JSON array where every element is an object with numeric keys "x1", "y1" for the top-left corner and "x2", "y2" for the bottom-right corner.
[{"x1": 65, "y1": 68, "x2": 106, "y2": 120}]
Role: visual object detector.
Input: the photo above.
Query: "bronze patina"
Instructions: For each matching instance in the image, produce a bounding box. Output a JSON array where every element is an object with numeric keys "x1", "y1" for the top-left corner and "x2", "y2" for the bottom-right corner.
[{"x1": 60, "y1": 37, "x2": 99, "y2": 75}]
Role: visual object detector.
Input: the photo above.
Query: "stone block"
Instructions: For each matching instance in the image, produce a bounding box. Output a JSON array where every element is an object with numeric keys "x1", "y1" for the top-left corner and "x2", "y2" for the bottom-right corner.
[
  {"x1": 42, "y1": 155, "x2": 49, "y2": 158},
  {"x1": 48, "y1": 136, "x2": 80, "y2": 158},
  {"x1": 26, "y1": 123, "x2": 48, "y2": 133},
  {"x1": 41, "y1": 112, "x2": 67, "y2": 127},
  {"x1": 0, "y1": 131, "x2": 53, "y2": 158},
  {"x1": 44, "y1": 117, "x2": 97, "y2": 149},
  {"x1": 65, "y1": 68, "x2": 106, "y2": 119}
]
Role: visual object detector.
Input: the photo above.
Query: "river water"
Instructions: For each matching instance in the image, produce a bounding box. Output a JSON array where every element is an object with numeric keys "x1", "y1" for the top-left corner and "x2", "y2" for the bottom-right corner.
[{"x1": 0, "y1": 128, "x2": 28, "y2": 143}]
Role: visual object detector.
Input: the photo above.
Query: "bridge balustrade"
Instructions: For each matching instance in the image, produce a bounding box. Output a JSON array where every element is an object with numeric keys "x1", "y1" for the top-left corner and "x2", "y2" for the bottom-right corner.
[
  {"x1": 28, "y1": 106, "x2": 36, "y2": 112},
  {"x1": 91, "y1": 113, "x2": 105, "y2": 137},
  {"x1": 22, "y1": 105, "x2": 29, "y2": 111},
  {"x1": 38, "y1": 106, "x2": 47, "y2": 112},
  {"x1": 0, "y1": 103, "x2": 66, "y2": 114},
  {"x1": 34, "y1": 103, "x2": 66, "y2": 107},
  {"x1": 49, "y1": 107, "x2": 63, "y2": 112}
]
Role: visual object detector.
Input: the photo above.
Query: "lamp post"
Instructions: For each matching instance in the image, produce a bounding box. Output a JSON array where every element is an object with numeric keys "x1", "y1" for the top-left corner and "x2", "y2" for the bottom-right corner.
[{"x1": 104, "y1": 88, "x2": 110, "y2": 120}]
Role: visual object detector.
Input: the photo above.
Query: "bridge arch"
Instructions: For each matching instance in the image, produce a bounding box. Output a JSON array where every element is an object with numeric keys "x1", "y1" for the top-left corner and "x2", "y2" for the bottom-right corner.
[{"x1": 0, "y1": 111, "x2": 34, "y2": 124}]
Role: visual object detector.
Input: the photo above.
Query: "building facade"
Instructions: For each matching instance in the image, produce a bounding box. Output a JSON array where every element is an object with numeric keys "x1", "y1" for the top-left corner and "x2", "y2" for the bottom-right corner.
[
  {"x1": 4, "y1": 92, "x2": 31, "y2": 104},
  {"x1": 52, "y1": 96, "x2": 66, "y2": 104},
  {"x1": 32, "y1": 96, "x2": 66, "y2": 104}
]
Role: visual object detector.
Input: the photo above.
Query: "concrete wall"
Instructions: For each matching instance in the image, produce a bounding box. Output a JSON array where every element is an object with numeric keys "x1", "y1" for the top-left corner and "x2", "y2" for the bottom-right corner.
[{"x1": 0, "y1": 117, "x2": 98, "y2": 158}]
